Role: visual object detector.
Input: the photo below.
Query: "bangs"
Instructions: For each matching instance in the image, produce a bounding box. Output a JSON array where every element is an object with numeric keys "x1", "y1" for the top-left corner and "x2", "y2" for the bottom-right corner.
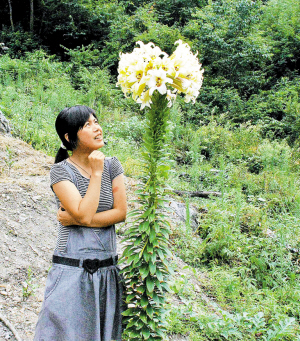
[{"x1": 68, "y1": 105, "x2": 97, "y2": 131}]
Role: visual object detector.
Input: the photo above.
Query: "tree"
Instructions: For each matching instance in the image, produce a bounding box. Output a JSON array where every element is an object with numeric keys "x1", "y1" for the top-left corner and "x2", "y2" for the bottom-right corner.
[
  {"x1": 7, "y1": 0, "x2": 14, "y2": 31},
  {"x1": 30, "y1": 0, "x2": 34, "y2": 32}
]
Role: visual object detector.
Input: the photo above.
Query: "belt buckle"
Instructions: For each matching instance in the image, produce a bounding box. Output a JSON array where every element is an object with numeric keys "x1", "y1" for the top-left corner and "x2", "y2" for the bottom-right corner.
[{"x1": 83, "y1": 259, "x2": 101, "y2": 274}]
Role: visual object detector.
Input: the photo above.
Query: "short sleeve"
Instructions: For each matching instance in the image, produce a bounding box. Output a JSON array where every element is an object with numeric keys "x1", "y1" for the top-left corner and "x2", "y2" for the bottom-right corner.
[
  {"x1": 110, "y1": 156, "x2": 124, "y2": 181},
  {"x1": 50, "y1": 163, "x2": 74, "y2": 189}
]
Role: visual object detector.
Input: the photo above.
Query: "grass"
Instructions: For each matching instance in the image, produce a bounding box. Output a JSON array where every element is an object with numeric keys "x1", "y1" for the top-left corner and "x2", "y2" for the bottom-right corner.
[{"x1": 1, "y1": 51, "x2": 300, "y2": 340}]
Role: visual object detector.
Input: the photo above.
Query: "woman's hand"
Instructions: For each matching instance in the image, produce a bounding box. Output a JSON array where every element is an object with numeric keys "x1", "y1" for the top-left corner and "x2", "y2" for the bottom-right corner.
[
  {"x1": 57, "y1": 206, "x2": 79, "y2": 226},
  {"x1": 88, "y1": 150, "x2": 105, "y2": 177}
]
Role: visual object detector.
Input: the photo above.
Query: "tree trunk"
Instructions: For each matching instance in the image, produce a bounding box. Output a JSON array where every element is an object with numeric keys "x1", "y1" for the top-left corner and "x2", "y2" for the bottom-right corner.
[
  {"x1": 7, "y1": 0, "x2": 14, "y2": 32},
  {"x1": 30, "y1": 0, "x2": 34, "y2": 32}
]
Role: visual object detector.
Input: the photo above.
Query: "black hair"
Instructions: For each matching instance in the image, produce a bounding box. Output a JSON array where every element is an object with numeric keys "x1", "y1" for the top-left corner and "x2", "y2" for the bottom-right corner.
[{"x1": 54, "y1": 105, "x2": 97, "y2": 163}]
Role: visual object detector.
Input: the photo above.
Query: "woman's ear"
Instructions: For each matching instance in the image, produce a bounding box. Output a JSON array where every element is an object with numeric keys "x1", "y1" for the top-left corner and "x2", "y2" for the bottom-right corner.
[{"x1": 64, "y1": 133, "x2": 69, "y2": 142}]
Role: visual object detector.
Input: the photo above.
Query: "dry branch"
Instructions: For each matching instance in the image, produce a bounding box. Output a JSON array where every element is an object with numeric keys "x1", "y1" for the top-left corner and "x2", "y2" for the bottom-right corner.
[
  {"x1": 173, "y1": 190, "x2": 221, "y2": 198},
  {"x1": 0, "y1": 312, "x2": 23, "y2": 341}
]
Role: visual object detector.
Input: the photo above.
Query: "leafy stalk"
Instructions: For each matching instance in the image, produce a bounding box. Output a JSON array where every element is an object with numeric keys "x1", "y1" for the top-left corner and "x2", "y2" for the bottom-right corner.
[{"x1": 120, "y1": 91, "x2": 172, "y2": 341}]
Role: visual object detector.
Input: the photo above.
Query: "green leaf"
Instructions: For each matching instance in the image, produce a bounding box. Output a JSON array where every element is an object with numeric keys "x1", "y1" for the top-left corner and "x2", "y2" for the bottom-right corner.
[
  {"x1": 149, "y1": 319, "x2": 156, "y2": 331},
  {"x1": 136, "y1": 285, "x2": 145, "y2": 294},
  {"x1": 147, "y1": 243, "x2": 154, "y2": 254},
  {"x1": 152, "y1": 239, "x2": 159, "y2": 247},
  {"x1": 157, "y1": 249, "x2": 164, "y2": 260},
  {"x1": 152, "y1": 292, "x2": 160, "y2": 305},
  {"x1": 139, "y1": 266, "x2": 150, "y2": 279},
  {"x1": 150, "y1": 253, "x2": 156, "y2": 263},
  {"x1": 128, "y1": 330, "x2": 141, "y2": 337},
  {"x1": 143, "y1": 252, "x2": 151, "y2": 262},
  {"x1": 140, "y1": 312, "x2": 148, "y2": 324},
  {"x1": 125, "y1": 293, "x2": 136, "y2": 303},
  {"x1": 156, "y1": 269, "x2": 163, "y2": 282},
  {"x1": 142, "y1": 328, "x2": 150, "y2": 339},
  {"x1": 141, "y1": 295, "x2": 149, "y2": 308},
  {"x1": 149, "y1": 228, "x2": 156, "y2": 243},
  {"x1": 122, "y1": 308, "x2": 134, "y2": 316},
  {"x1": 140, "y1": 221, "x2": 150, "y2": 232},
  {"x1": 161, "y1": 282, "x2": 170, "y2": 292},
  {"x1": 134, "y1": 236, "x2": 143, "y2": 246},
  {"x1": 160, "y1": 228, "x2": 170, "y2": 239},
  {"x1": 149, "y1": 262, "x2": 156, "y2": 275},
  {"x1": 156, "y1": 329, "x2": 165, "y2": 337},
  {"x1": 146, "y1": 305, "x2": 154, "y2": 318},
  {"x1": 146, "y1": 277, "x2": 155, "y2": 293}
]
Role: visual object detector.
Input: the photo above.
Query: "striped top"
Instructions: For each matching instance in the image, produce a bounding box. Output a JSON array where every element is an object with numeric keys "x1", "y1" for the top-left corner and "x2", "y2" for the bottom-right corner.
[{"x1": 50, "y1": 157, "x2": 124, "y2": 252}]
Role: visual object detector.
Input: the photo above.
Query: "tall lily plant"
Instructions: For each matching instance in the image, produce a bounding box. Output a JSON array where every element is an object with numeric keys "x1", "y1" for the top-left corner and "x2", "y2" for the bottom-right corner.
[{"x1": 117, "y1": 40, "x2": 204, "y2": 340}]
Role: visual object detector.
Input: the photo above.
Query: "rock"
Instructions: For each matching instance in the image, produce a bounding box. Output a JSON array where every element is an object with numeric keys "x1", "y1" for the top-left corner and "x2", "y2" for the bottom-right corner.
[
  {"x1": 13, "y1": 296, "x2": 22, "y2": 302},
  {"x1": 19, "y1": 214, "x2": 28, "y2": 222},
  {"x1": 166, "y1": 198, "x2": 199, "y2": 230},
  {"x1": 32, "y1": 195, "x2": 42, "y2": 202},
  {"x1": 0, "y1": 111, "x2": 11, "y2": 136}
]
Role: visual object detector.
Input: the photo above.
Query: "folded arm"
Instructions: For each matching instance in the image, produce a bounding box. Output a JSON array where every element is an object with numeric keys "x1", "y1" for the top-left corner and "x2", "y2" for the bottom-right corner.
[{"x1": 57, "y1": 174, "x2": 127, "y2": 228}]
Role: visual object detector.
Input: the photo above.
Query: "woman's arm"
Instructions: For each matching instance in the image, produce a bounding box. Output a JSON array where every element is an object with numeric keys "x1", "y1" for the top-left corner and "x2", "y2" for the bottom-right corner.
[
  {"x1": 53, "y1": 151, "x2": 104, "y2": 226},
  {"x1": 57, "y1": 174, "x2": 127, "y2": 228}
]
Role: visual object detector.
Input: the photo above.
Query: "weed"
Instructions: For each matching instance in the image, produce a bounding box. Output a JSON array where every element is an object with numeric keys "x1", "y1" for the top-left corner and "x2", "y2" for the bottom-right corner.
[
  {"x1": 4, "y1": 146, "x2": 15, "y2": 176},
  {"x1": 22, "y1": 266, "x2": 37, "y2": 299}
]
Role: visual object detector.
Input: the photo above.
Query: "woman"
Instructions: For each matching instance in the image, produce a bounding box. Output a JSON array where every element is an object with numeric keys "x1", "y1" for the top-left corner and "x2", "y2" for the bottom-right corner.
[{"x1": 34, "y1": 105, "x2": 127, "y2": 341}]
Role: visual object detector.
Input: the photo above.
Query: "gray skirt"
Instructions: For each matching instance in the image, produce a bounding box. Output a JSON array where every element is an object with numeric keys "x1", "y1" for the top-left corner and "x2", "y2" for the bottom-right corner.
[
  {"x1": 34, "y1": 226, "x2": 125, "y2": 341},
  {"x1": 34, "y1": 263, "x2": 124, "y2": 341}
]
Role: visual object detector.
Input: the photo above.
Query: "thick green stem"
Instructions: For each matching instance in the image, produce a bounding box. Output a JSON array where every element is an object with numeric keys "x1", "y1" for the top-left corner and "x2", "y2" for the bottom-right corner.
[{"x1": 121, "y1": 92, "x2": 172, "y2": 340}]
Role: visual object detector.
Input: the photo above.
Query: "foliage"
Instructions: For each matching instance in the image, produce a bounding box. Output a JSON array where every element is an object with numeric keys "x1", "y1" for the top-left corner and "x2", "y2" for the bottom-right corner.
[
  {"x1": 0, "y1": 28, "x2": 42, "y2": 58},
  {"x1": 260, "y1": 0, "x2": 300, "y2": 80},
  {"x1": 0, "y1": 0, "x2": 300, "y2": 338}
]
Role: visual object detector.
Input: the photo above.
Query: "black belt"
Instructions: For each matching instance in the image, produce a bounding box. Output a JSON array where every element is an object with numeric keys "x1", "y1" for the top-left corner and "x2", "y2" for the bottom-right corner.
[{"x1": 53, "y1": 255, "x2": 118, "y2": 274}]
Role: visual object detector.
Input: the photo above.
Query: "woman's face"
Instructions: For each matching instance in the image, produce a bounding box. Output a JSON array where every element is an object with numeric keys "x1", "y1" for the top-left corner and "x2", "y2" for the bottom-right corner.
[{"x1": 76, "y1": 114, "x2": 104, "y2": 151}]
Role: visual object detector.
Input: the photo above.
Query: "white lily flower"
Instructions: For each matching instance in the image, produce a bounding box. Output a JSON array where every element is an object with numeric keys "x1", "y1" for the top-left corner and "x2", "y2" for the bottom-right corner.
[
  {"x1": 135, "y1": 41, "x2": 168, "y2": 60},
  {"x1": 137, "y1": 89, "x2": 152, "y2": 110},
  {"x1": 116, "y1": 40, "x2": 204, "y2": 109},
  {"x1": 131, "y1": 75, "x2": 147, "y2": 100},
  {"x1": 147, "y1": 68, "x2": 173, "y2": 96}
]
